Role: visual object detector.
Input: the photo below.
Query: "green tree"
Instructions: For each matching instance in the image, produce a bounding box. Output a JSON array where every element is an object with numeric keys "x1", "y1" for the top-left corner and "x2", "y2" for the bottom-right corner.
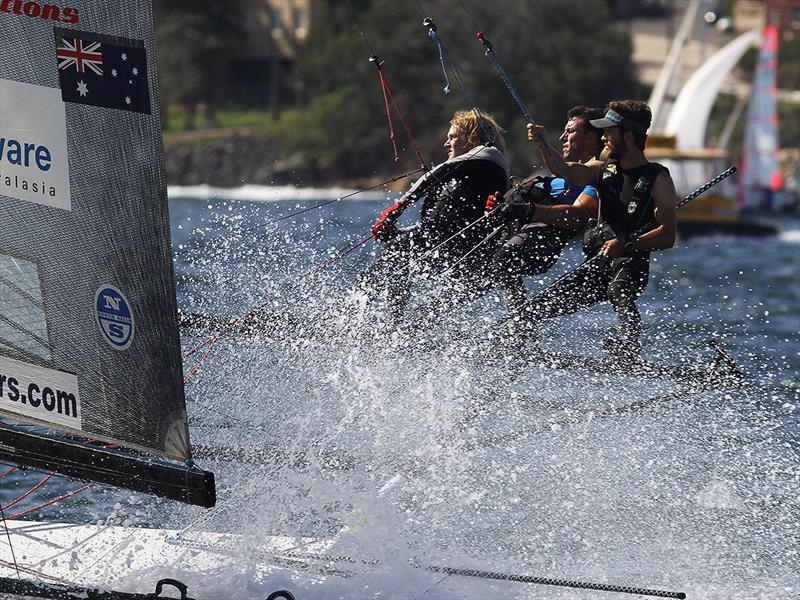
[
  {"x1": 287, "y1": 0, "x2": 636, "y2": 179},
  {"x1": 154, "y1": 0, "x2": 244, "y2": 129}
]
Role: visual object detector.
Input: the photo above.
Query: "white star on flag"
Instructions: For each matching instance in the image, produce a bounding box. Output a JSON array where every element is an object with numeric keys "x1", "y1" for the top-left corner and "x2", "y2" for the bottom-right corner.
[
  {"x1": 112, "y1": 68, "x2": 117, "y2": 77},
  {"x1": 121, "y1": 52, "x2": 127, "y2": 61},
  {"x1": 77, "y1": 80, "x2": 88, "y2": 96},
  {"x1": 132, "y1": 67, "x2": 138, "y2": 76},
  {"x1": 125, "y1": 96, "x2": 131, "y2": 105}
]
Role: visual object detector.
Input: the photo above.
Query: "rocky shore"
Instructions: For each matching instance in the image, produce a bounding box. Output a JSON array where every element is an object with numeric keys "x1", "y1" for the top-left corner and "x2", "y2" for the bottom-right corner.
[
  {"x1": 163, "y1": 129, "x2": 411, "y2": 191},
  {"x1": 163, "y1": 129, "x2": 320, "y2": 188}
]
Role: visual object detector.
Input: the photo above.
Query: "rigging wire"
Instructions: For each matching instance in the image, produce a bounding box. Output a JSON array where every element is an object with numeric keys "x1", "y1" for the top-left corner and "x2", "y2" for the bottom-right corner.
[
  {"x1": 182, "y1": 231, "x2": 376, "y2": 382},
  {"x1": 172, "y1": 169, "x2": 422, "y2": 259},
  {"x1": 416, "y1": 0, "x2": 494, "y2": 146},
  {"x1": 345, "y1": 0, "x2": 428, "y2": 169},
  {"x1": 0, "y1": 504, "x2": 20, "y2": 580},
  {"x1": 456, "y1": 0, "x2": 539, "y2": 126},
  {"x1": 262, "y1": 169, "x2": 423, "y2": 227}
]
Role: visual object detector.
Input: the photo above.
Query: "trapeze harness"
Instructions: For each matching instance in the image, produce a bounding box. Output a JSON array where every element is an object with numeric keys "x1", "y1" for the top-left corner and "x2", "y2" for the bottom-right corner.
[{"x1": 523, "y1": 159, "x2": 667, "y2": 349}]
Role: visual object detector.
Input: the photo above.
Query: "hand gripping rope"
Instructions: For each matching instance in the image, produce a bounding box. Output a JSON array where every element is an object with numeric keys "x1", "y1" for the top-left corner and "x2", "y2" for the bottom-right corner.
[{"x1": 502, "y1": 165, "x2": 739, "y2": 320}]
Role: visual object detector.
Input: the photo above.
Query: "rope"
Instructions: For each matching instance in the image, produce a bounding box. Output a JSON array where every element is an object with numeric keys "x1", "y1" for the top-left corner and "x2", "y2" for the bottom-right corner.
[
  {"x1": 373, "y1": 57, "x2": 400, "y2": 162},
  {"x1": 418, "y1": 9, "x2": 494, "y2": 146},
  {"x1": 270, "y1": 549, "x2": 685, "y2": 599},
  {"x1": 173, "y1": 169, "x2": 424, "y2": 258},
  {"x1": 4, "y1": 484, "x2": 92, "y2": 521},
  {"x1": 0, "y1": 504, "x2": 20, "y2": 580},
  {"x1": 437, "y1": 224, "x2": 504, "y2": 278},
  {"x1": 370, "y1": 54, "x2": 427, "y2": 172},
  {"x1": 346, "y1": 0, "x2": 428, "y2": 169},
  {"x1": 426, "y1": 565, "x2": 686, "y2": 599},
  {"x1": 182, "y1": 232, "x2": 375, "y2": 383},
  {"x1": 263, "y1": 169, "x2": 425, "y2": 227},
  {"x1": 1, "y1": 473, "x2": 52, "y2": 511}
]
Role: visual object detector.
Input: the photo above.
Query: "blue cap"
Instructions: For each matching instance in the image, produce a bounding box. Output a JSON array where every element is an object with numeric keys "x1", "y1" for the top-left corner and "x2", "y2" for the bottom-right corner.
[{"x1": 590, "y1": 109, "x2": 648, "y2": 134}]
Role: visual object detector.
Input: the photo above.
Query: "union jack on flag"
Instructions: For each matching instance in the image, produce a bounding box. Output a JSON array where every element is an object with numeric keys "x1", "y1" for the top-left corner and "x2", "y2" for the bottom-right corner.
[
  {"x1": 56, "y1": 38, "x2": 103, "y2": 76},
  {"x1": 54, "y1": 28, "x2": 150, "y2": 114}
]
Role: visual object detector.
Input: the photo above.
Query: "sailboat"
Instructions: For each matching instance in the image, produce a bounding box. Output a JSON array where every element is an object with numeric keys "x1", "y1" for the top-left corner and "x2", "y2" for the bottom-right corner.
[
  {"x1": 739, "y1": 24, "x2": 786, "y2": 211},
  {"x1": 648, "y1": 15, "x2": 779, "y2": 237},
  {"x1": 0, "y1": 2, "x2": 247, "y2": 597}
]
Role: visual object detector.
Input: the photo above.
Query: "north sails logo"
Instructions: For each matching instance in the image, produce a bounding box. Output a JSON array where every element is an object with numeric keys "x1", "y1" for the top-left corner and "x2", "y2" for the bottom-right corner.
[
  {"x1": 0, "y1": 0, "x2": 79, "y2": 24},
  {"x1": 95, "y1": 285, "x2": 135, "y2": 351}
]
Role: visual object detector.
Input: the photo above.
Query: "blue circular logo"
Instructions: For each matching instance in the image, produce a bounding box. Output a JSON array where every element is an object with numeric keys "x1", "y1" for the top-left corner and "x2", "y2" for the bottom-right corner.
[{"x1": 94, "y1": 285, "x2": 134, "y2": 350}]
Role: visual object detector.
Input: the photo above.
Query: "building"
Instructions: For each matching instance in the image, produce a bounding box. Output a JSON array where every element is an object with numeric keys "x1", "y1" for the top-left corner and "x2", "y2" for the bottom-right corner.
[{"x1": 226, "y1": 0, "x2": 315, "y2": 112}]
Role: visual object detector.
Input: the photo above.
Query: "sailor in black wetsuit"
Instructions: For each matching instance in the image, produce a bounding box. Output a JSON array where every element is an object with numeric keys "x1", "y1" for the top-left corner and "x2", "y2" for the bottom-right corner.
[
  {"x1": 361, "y1": 109, "x2": 510, "y2": 321},
  {"x1": 487, "y1": 105, "x2": 605, "y2": 318},
  {"x1": 523, "y1": 100, "x2": 677, "y2": 360}
]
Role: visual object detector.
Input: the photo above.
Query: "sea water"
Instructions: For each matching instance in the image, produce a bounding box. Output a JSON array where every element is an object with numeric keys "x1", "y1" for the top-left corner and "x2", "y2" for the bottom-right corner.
[{"x1": 3, "y1": 185, "x2": 798, "y2": 599}]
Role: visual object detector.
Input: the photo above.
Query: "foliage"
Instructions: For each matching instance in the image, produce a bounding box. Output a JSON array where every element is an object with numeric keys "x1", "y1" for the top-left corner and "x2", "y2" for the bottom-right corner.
[
  {"x1": 153, "y1": 0, "x2": 244, "y2": 127},
  {"x1": 281, "y1": 0, "x2": 637, "y2": 178},
  {"x1": 777, "y1": 36, "x2": 800, "y2": 90}
]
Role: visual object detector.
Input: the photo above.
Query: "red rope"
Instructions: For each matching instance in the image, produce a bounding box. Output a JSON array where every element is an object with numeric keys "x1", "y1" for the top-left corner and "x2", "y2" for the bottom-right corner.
[
  {"x1": 0, "y1": 557, "x2": 70, "y2": 584},
  {"x1": 4, "y1": 484, "x2": 92, "y2": 521},
  {"x1": 377, "y1": 65, "x2": 399, "y2": 162},
  {"x1": 383, "y1": 75, "x2": 427, "y2": 169},
  {"x1": 182, "y1": 233, "x2": 376, "y2": 383},
  {"x1": 1, "y1": 473, "x2": 53, "y2": 511},
  {"x1": 372, "y1": 59, "x2": 427, "y2": 169},
  {"x1": 0, "y1": 466, "x2": 17, "y2": 481},
  {"x1": 183, "y1": 338, "x2": 218, "y2": 384}
]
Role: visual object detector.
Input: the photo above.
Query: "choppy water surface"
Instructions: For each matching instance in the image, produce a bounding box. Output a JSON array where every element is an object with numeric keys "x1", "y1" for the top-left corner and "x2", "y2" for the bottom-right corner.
[{"x1": 8, "y1": 187, "x2": 800, "y2": 598}]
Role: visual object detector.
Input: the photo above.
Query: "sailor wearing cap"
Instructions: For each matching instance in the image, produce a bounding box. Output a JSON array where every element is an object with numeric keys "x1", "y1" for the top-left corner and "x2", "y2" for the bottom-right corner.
[{"x1": 520, "y1": 100, "x2": 677, "y2": 361}]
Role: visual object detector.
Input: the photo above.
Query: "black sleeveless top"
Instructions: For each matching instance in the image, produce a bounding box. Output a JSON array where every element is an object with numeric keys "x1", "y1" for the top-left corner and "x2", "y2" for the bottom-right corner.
[{"x1": 597, "y1": 160, "x2": 667, "y2": 240}]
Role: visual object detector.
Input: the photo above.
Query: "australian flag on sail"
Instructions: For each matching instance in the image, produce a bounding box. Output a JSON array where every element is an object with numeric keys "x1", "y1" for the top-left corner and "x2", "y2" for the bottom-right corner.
[{"x1": 54, "y1": 28, "x2": 151, "y2": 115}]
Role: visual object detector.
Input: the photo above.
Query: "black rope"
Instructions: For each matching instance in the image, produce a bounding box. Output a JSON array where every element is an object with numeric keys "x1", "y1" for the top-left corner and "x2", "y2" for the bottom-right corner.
[
  {"x1": 173, "y1": 169, "x2": 424, "y2": 258},
  {"x1": 344, "y1": 0, "x2": 377, "y2": 57},
  {"x1": 0, "y1": 503, "x2": 20, "y2": 580},
  {"x1": 271, "y1": 549, "x2": 685, "y2": 599},
  {"x1": 426, "y1": 565, "x2": 686, "y2": 599}
]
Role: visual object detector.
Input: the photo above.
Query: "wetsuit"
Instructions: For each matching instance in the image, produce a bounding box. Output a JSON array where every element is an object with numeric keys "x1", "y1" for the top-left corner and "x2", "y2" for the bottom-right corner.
[
  {"x1": 522, "y1": 160, "x2": 667, "y2": 355},
  {"x1": 360, "y1": 145, "x2": 510, "y2": 320},
  {"x1": 491, "y1": 178, "x2": 599, "y2": 316}
]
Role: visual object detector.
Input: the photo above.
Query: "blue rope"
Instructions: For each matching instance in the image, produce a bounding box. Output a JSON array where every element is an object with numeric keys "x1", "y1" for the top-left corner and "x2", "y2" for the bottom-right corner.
[
  {"x1": 427, "y1": 27, "x2": 451, "y2": 94},
  {"x1": 478, "y1": 33, "x2": 538, "y2": 125},
  {"x1": 422, "y1": 18, "x2": 494, "y2": 146}
]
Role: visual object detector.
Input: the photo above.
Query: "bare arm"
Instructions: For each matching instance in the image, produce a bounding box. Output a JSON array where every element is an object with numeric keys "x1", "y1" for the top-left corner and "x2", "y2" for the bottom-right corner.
[
  {"x1": 528, "y1": 123, "x2": 602, "y2": 186},
  {"x1": 532, "y1": 191, "x2": 598, "y2": 230}
]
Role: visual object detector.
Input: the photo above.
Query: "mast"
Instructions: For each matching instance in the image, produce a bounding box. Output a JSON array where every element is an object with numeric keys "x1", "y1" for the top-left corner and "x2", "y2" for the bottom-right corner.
[{"x1": 648, "y1": 0, "x2": 701, "y2": 133}]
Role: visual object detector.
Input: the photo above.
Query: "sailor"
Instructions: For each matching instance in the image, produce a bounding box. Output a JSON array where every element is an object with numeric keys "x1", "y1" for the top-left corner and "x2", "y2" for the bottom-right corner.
[
  {"x1": 521, "y1": 99, "x2": 677, "y2": 360},
  {"x1": 487, "y1": 105, "x2": 605, "y2": 316},
  {"x1": 360, "y1": 109, "x2": 510, "y2": 321}
]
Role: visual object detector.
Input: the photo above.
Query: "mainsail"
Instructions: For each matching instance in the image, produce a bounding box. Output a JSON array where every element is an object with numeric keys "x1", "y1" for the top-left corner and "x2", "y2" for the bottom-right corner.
[
  {"x1": 0, "y1": 1, "x2": 213, "y2": 506},
  {"x1": 739, "y1": 24, "x2": 784, "y2": 209}
]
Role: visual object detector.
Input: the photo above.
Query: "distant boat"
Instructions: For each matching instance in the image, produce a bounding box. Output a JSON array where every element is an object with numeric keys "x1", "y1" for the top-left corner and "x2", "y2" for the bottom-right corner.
[
  {"x1": 646, "y1": 143, "x2": 777, "y2": 238},
  {"x1": 649, "y1": 25, "x2": 779, "y2": 238},
  {"x1": 739, "y1": 24, "x2": 786, "y2": 211}
]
